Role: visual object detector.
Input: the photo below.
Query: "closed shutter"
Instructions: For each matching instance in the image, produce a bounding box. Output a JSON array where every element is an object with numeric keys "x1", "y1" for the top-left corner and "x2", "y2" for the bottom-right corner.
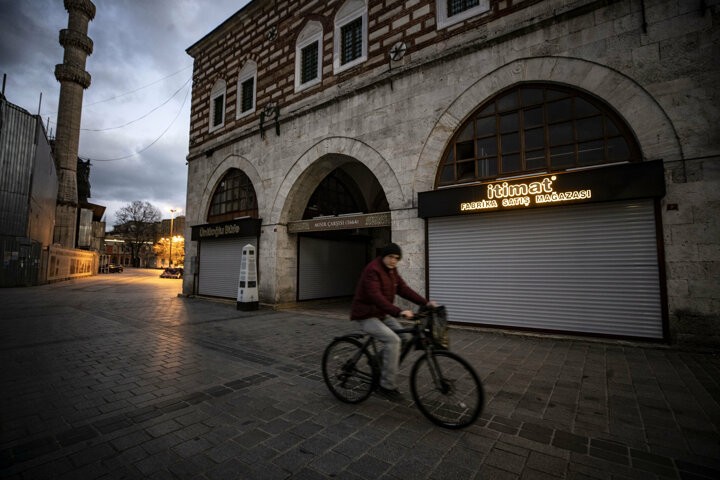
[
  {"x1": 198, "y1": 237, "x2": 257, "y2": 298},
  {"x1": 428, "y1": 200, "x2": 663, "y2": 339},
  {"x1": 298, "y1": 237, "x2": 367, "y2": 300}
]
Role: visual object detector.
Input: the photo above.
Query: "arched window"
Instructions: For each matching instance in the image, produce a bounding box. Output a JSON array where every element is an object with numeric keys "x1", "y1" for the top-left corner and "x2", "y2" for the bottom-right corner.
[
  {"x1": 303, "y1": 169, "x2": 364, "y2": 219},
  {"x1": 436, "y1": 83, "x2": 641, "y2": 187},
  {"x1": 209, "y1": 79, "x2": 226, "y2": 132},
  {"x1": 236, "y1": 61, "x2": 257, "y2": 119},
  {"x1": 333, "y1": 0, "x2": 367, "y2": 74},
  {"x1": 295, "y1": 21, "x2": 324, "y2": 92},
  {"x1": 207, "y1": 169, "x2": 258, "y2": 223}
]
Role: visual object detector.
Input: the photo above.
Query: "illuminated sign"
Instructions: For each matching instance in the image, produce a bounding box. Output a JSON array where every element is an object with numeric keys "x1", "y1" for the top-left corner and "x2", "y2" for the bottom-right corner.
[
  {"x1": 191, "y1": 218, "x2": 262, "y2": 241},
  {"x1": 460, "y1": 176, "x2": 591, "y2": 212},
  {"x1": 199, "y1": 224, "x2": 241, "y2": 238},
  {"x1": 417, "y1": 161, "x2": 666, "y2": 219}
]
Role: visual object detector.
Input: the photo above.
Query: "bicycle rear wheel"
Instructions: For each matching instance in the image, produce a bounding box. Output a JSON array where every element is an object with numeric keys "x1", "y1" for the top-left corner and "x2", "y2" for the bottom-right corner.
[
  {"x1": 322, "y1": 337, "x2": 378, "y2": 404},
  {"x1": 410, "y1": 350, "x2": 483, "y2": 429}
]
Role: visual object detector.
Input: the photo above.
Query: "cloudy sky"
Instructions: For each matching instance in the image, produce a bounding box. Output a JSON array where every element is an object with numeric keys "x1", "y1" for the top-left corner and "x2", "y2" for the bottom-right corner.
[{"x1": 0, "y1": 0, "x2": 251, "y2": 228}]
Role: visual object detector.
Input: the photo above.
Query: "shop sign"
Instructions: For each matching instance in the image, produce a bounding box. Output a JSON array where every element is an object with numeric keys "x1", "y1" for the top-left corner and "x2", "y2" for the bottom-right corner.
[
  {"x1": 198, "y1": 224, "x2": 241, "y2": 238},
  {"x1": 191, "y1": 218, "x2": 262, "y2": 241},
  {"x1": 418, "y1": 160, "x2": 665, "y2": 218},
  {"x1": 460, "y1": 175, "x2": 592, "y2": 212},
  {"x1": 287, "y1": 212, "x2": 391, "y2": 233}
]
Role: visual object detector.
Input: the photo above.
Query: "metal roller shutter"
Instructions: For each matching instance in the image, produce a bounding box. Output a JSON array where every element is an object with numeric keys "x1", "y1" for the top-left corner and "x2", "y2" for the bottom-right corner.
[
  {"x1": 199, "y1": 237, "x2": 257, "y2": 298},
  {"x1": 298, "y1": 237, "x2": 367, "y2": 300},
  {"x1": 428, "y1": 200, "x2": 663, "y2": 339}
]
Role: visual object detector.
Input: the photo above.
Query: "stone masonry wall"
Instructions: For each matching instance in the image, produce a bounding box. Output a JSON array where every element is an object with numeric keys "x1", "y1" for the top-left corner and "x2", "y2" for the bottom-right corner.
[{"x1": 184, "y1": 0, "x2": 719, "y2": 343}]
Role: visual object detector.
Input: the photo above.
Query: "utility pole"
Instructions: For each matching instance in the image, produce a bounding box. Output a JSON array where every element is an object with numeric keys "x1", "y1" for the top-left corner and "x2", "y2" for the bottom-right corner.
[{"x1": 169, "y1": 209, "x2": 177, "y2": 267}]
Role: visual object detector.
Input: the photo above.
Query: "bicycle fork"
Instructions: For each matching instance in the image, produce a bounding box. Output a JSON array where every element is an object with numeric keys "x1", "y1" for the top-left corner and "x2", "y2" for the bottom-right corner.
[{"x1": 424, "y1": 349, "x2": 451, "y2": 394}]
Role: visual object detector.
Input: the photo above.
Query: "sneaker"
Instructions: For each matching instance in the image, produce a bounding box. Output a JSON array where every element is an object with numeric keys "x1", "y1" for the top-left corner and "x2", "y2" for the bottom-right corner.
[{"x1": 377, "y1": 386, "x2": 405, "y2": 402}]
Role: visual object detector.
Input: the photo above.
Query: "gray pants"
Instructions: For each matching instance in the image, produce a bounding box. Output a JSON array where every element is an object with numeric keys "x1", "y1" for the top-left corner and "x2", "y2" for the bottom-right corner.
[{"x1": 358, "y1": 317, "x2": 411, "y2": 390}]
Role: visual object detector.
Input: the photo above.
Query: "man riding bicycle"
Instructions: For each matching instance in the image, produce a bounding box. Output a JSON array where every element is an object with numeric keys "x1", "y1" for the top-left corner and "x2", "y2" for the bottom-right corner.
[{"x1": 350, "y1": 243, "x2": 437, "y2": 402}]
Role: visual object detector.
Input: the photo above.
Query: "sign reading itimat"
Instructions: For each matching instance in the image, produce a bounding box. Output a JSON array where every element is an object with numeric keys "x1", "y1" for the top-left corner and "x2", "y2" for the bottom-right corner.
[
  {"x1": 460, "y1": 176, "x2": 592, "y2": 212},
  {"x1": 417, "y1": 161, "x2": 666, "y2": 219}
]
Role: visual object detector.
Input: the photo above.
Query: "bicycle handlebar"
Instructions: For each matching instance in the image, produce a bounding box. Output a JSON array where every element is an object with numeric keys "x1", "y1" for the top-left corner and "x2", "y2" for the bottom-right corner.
[{"x1": 400, "y1": 305, "x2": 444, "y2": 321}]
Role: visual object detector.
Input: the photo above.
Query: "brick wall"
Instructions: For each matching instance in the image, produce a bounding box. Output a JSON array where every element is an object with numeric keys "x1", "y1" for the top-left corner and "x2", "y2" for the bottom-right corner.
[{"x1": 187, "y1": 0, "x2": 543, "y2": 153}]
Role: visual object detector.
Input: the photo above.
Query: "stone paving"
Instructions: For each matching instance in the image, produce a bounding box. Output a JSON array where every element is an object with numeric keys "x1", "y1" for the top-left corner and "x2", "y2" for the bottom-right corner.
[{"x1": 1, "y1": 268, "x2": 719, "y2": 479}]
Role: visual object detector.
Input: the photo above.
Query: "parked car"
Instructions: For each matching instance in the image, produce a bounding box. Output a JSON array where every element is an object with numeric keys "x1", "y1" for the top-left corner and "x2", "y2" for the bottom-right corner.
[
  {"x1": 107, "y1": 264, "x2": 123, "y2": 273},
  {"x1": 160, "y1": 267, "x2": 183, "y2": 279}
]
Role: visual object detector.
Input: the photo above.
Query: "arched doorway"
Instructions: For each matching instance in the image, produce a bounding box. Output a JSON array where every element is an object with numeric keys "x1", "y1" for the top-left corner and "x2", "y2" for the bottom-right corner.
[
  {"x1": 290, "y1": 161, "x2": 391, "y2": 301},
  {"x1": 419, "y1": 83, "x2": 667, "y2": 340},
  {"x1": 194, "y1": 168, "x2": 262, "y2": 298}
]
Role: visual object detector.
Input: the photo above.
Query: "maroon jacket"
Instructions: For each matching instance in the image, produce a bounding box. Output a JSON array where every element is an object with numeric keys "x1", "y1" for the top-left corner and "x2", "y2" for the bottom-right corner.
[{"x1": 350, "y1": 256, "x2": 428, "y2": 320}]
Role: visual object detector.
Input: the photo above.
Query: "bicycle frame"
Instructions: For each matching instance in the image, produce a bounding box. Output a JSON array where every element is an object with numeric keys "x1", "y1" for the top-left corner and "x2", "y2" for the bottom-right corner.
[{"x1": 344, "y1": 315, "x2": 443, "y2": 386}]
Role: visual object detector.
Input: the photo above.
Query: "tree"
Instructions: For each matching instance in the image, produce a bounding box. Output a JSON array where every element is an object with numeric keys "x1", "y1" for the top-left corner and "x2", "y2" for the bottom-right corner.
[
  {"x1": 153, "y1": 236, "x2": 185, "y2": 268},
  {"x1": 114, "y1": 201, "x2": 161, "y2": 267}
]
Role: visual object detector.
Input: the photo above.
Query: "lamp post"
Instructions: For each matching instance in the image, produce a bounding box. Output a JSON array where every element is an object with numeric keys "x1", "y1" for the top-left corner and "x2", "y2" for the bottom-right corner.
[{"x1": 169, "y1": 209, "x2": 177, "y2": 267}]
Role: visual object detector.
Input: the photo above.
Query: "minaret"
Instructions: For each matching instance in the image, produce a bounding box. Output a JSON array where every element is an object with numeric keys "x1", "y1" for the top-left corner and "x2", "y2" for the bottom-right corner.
[{"x1": 53, "y1": 0, "x2": 96, "y2": 248}]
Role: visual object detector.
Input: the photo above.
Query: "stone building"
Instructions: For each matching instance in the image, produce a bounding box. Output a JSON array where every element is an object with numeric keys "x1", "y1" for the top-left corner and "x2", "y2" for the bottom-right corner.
[{"x1": 183, "y1": 0, "x2": 719, "y2": 344}]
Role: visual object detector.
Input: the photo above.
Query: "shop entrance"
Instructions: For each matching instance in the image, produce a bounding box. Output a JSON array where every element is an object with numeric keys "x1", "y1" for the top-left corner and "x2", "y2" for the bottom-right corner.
[{"x1": 288, "y1": 163, "x2": 390, "y2": 301}]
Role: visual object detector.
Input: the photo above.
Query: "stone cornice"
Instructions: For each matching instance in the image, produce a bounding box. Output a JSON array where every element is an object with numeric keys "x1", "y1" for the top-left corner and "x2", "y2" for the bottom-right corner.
[
  {"x1": 64, "y1": 0, "x2": 96, "y2": 20},
  {"x1": 59, "y1": 28, "x2": 94, "y2": 55},
  {"x1": 54, "y1": 63, "x2": 91, "y2": 89}
]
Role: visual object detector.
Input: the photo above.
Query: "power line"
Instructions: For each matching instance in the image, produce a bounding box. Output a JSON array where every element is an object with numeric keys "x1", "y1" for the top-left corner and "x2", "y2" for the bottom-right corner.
[
  {"x1": 80, "y1": 77, "x2": 191, "y2": 132},
  {"x1": 44, "y1": 65, "x2": 193, "y2": 116},
  {"x1": 82, "y1": 65, "x2": 192, "y2": 108},
  {"x1": 89, "y1": 83, "x2": 191, "y2": 162}
]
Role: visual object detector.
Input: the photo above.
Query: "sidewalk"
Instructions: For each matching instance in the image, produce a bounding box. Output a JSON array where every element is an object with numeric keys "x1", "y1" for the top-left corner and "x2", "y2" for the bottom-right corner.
[{"x1": 1, "y1": 269, "x2": 719, "y2": 479}]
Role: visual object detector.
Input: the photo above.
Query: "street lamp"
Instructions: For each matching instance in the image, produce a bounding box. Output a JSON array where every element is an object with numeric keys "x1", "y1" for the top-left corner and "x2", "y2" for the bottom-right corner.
[{"x1": 169, "y1": 209, "x2": 177, "y2": 267}]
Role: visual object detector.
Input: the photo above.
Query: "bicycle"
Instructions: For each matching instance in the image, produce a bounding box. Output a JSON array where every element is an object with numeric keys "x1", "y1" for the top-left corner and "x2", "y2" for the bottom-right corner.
[{"x1": 321, "y1": 306, "x2": 484, "y2": 429}]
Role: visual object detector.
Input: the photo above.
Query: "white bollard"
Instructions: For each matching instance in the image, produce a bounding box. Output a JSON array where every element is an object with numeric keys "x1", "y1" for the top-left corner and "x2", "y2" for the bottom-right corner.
[{"x1": 236, "y1": 244, "x2": 259, "y2": 310}]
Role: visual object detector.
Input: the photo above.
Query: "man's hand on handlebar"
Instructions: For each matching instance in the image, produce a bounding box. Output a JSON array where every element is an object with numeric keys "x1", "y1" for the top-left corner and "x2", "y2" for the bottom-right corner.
[{"x1": 401, "y1": 301, "x2": 439, "y2": 319}]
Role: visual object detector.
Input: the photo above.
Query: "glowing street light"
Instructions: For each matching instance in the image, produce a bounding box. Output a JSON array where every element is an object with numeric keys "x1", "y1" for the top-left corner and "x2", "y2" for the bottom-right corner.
[{"x1": 169, "y1": 209, "x2": 177, "y2": 267}]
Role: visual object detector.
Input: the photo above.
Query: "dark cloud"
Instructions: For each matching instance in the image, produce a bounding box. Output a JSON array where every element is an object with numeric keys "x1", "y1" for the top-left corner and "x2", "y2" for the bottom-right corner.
[{"x1": 1, "y1": 0, "x2": 249, "y2": 228}]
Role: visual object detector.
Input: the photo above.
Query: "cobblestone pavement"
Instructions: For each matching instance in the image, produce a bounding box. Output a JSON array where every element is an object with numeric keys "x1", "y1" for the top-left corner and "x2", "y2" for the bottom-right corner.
[{"x1": 1, "y1": 268, "x2": 719, "y2": 479}]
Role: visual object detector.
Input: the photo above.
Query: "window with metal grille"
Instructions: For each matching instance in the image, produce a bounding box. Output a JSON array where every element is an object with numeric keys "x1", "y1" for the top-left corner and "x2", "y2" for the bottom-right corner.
[
  {"x1": 209, "y1": 79, "x2": 226, "y2": 131},
  {"x1": 340, "y1": 17, "x2": 363, "y2": 65},
  {"x1": 436, "y1": 84, "x2": 641, "y2": 187},
  {"x1": 241, "y1": 78, "x2": 254, "y2": 113},
  {"x1": 448, "y1": 0, "x2": 479, "y2": 17},
  {"x1": 212, "y1": 95, "x2": 224, "y2": 127},
  {"x1": 208, "y1": 169, "x2": 258, "y2": 223},
  {"x1": 301, "y1": 41, "x2": 319, "y2": 84}
]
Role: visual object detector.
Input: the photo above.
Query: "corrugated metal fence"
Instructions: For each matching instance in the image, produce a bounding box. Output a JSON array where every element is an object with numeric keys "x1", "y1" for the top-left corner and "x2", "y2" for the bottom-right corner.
[{"x1": 0, "y1": 236, "x2": 42, "y2": 287}]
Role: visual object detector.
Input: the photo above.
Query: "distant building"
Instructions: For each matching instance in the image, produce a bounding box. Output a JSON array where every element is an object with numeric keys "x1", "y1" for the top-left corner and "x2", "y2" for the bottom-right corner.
[
  {"x1": 0, "y1": 91, "x2": 106, "y2": 285},
  {"x1": 159, "y1": 215, "x2": 186, "y2": 240},
  {"x1": 184, "y1": 1, "x2": 719, "y2": 344},
  {"x1": 101, "y1": 233, "x2": 155, "y2": 270},
  {"x1": 0, "y1": 94, "x2": 57, "y2": 286}
]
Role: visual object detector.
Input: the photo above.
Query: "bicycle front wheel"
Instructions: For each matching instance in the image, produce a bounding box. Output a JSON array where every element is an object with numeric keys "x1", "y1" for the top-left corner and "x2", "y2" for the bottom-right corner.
[
  {"x1": 410, "y1": 350, "x2": 483, "y2": 429},
  {"x1": 322, "y1": 337, "x2": 378, "y2": 404}
]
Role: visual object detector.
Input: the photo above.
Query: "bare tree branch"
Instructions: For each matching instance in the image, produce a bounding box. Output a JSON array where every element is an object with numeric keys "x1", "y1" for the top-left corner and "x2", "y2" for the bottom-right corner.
[{"x1": 114, "y1": 201, "x2": 161, "y2": 267}]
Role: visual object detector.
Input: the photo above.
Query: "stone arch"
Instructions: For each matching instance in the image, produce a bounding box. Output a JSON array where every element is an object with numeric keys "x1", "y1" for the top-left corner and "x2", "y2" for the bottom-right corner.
[
  {"x1": 414, "y1": 56, "x2": 684, "y2": 194},
  {"x1": 270, "y1": 136, "x2": 404, "y2": 225},
  {"x1": 199, "y1": 153, "x2": 263, "y2": 223}
]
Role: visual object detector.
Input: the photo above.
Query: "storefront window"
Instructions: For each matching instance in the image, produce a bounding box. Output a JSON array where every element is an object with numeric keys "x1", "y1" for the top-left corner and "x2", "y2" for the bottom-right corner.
[
  {"x1": 207, "y1": 169, "x2": 258, "y2": 223},
  {"x1": 436, "y1": 84, "x2": 641, "y2": 187}
]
